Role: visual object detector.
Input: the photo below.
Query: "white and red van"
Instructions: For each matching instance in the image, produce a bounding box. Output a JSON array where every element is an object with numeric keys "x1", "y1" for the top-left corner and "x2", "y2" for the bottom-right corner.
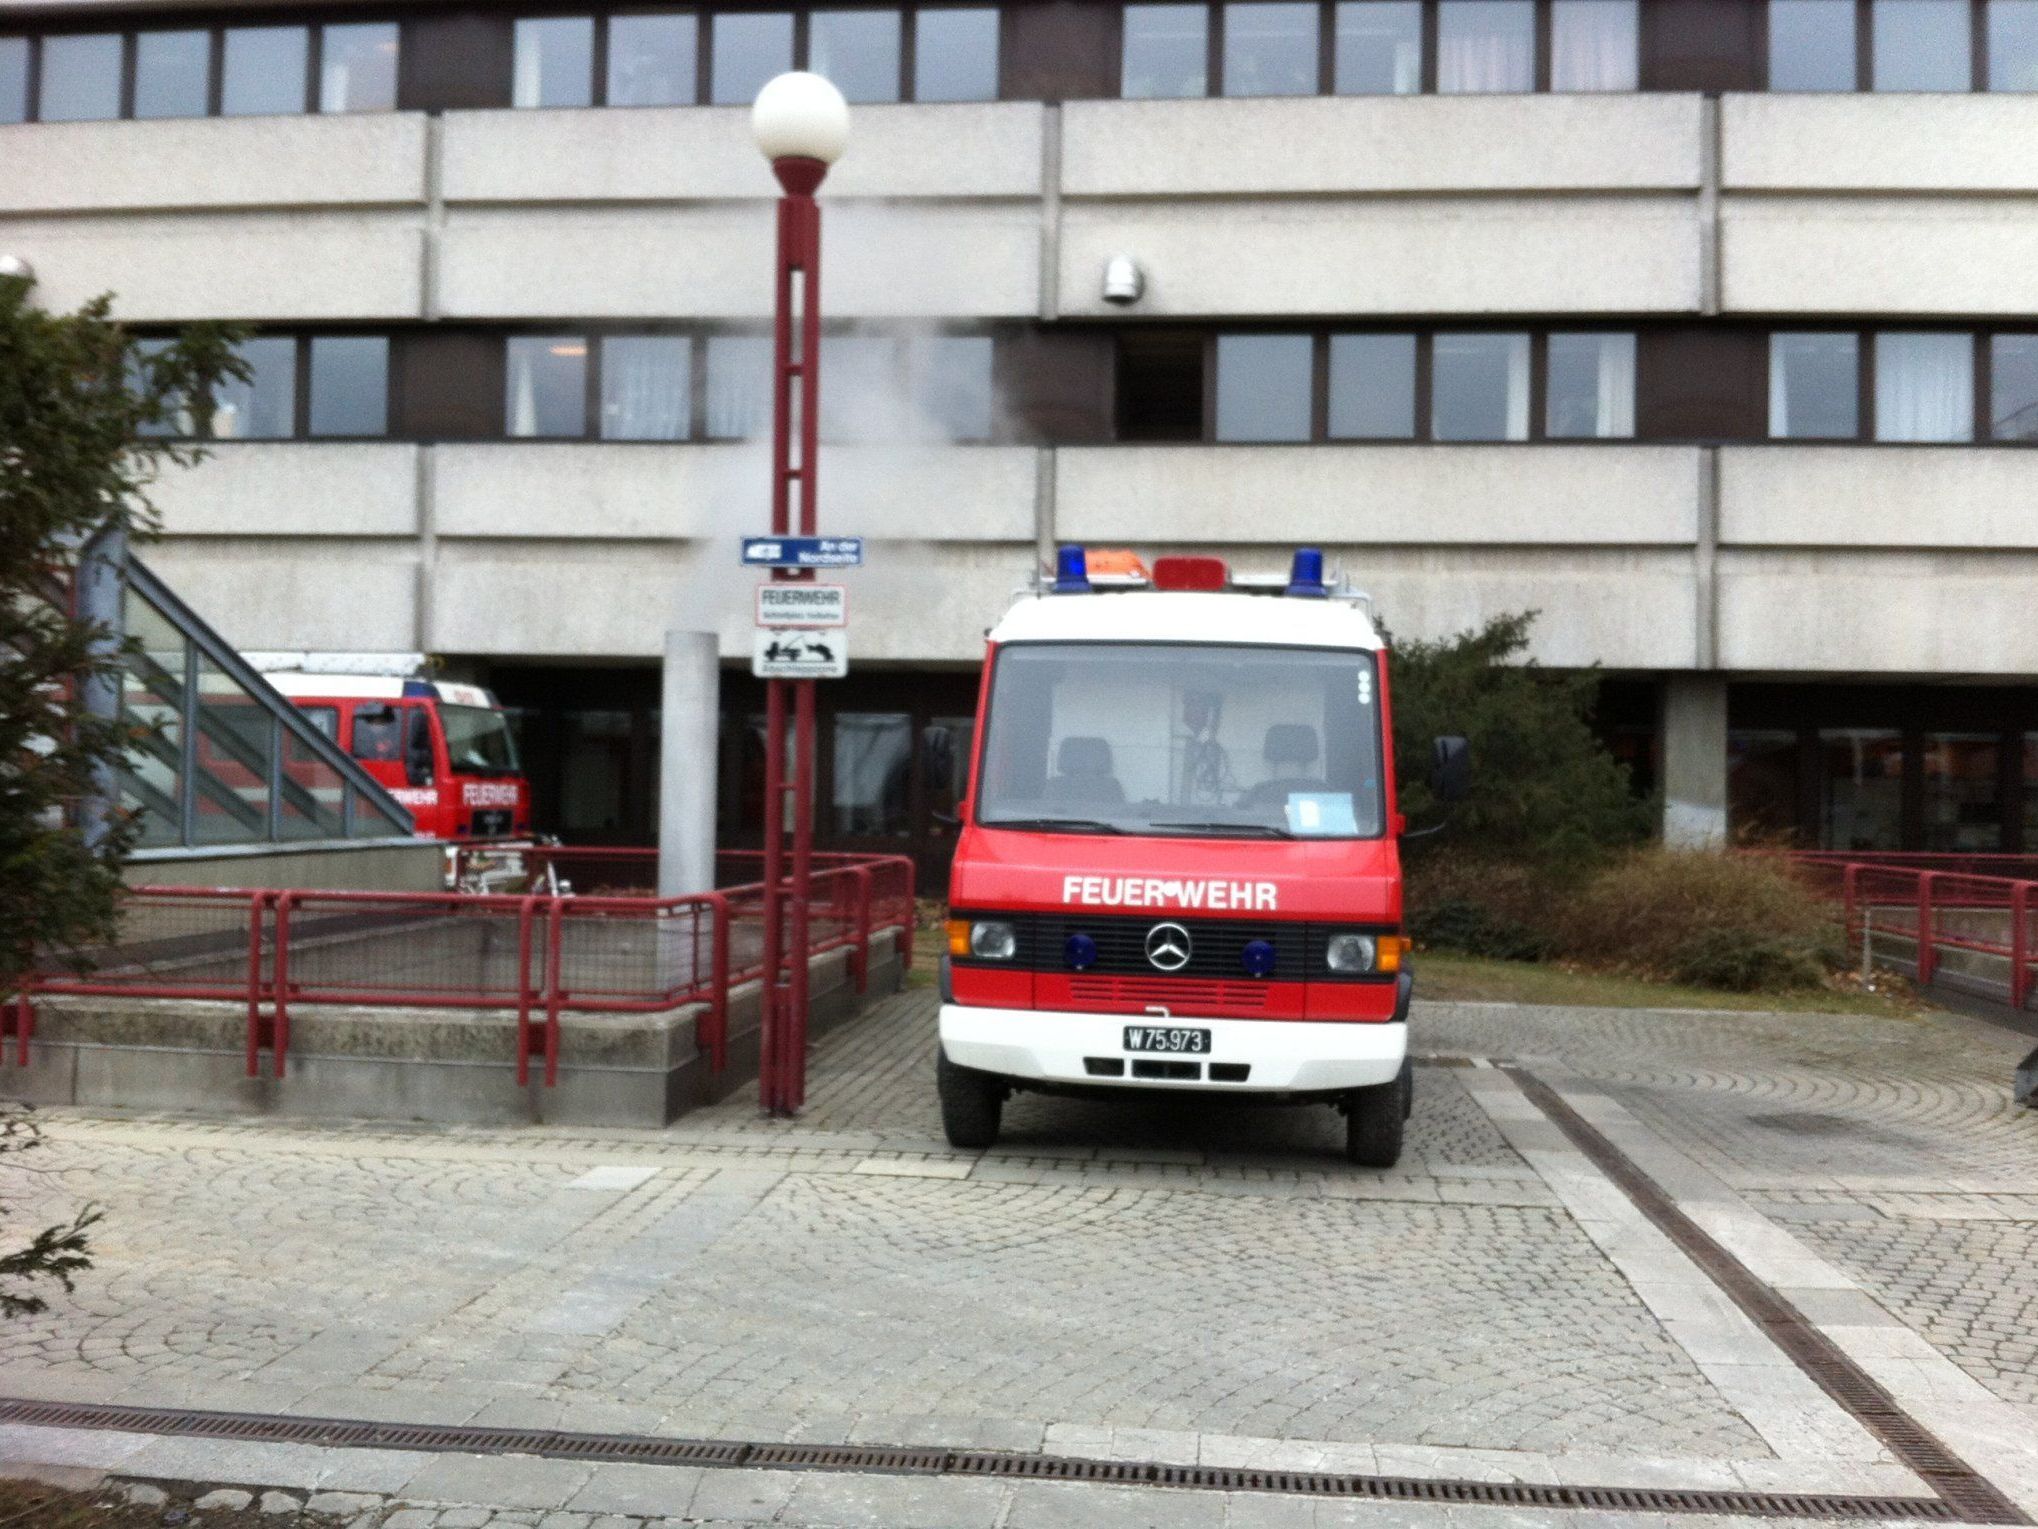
[
  {"x1": 260, "y1": 665, "x2": 531, "y2": 841},
  {"x1": 937, "y1": 547, "x2": 1467, "y2": 1166}
]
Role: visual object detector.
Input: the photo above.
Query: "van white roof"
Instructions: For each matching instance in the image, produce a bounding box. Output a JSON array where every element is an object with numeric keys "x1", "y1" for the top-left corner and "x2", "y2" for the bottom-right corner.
[
  {"x1": 261, "y1": 673, "x2": 499, "y2": 708},
  {"x1": 990, "y1": 589, "x2": 1385, "y2": 652}
]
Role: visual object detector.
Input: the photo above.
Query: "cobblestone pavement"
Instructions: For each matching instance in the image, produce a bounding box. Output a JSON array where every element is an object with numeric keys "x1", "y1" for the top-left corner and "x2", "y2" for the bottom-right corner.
[{"x1": 3, "y1": 987, "x2": 2036, "y2": 1526}]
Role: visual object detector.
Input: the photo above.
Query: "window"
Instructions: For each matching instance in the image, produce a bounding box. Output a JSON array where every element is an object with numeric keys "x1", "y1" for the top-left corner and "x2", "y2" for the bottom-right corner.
[
  {"x1": 1215, "y1": 334, "x2": 1313, "y2": 441},
  {"x1": 351, "y1": 705, "x2": 404, "y2": 763},
  {"x1": 1990, "y1": 0, "x2": 2038, "y2": 89},
  {"x1": 1769, "y1": 333, "x2": 1859, "y2": 439},
  {"x1": 298, "y1": 705, "x2": 341, "y2": 742},
  {"x1": 39, "y1": 33, "x2": 122, "y2": 122},
  {"x1": 1547, "y1": 332, "x2": 1636, "y2": 439},
  {"x1": 1990, "y1": 334, "x2": 2038, "y2": 439},
  {"x1": 1922, "y1": 734, "x2": 2002, "y2": 851},
  {"x1": 1328, "y1": 333, "x2": 1416, "y2": 439},
  {"x1": 912, "y1": 335, "x2": 996, "y2": 441},
  {"x1": 506, "y1": 336, "x2": 589, "y2": 438},
  {"x1": 1437, "y1": 0, "x2": 1534, "y2": 92},
  {"x1": 601, "y1": 336, "x2": 691, "y2": 441},
  {"x1": 833, "y1": 713, "x2": 912, "y2": 835},
  {"x1": 222, "y1": 27, "x2": 308, "y2": 116},
  {"x1": 705, "y1": 335, "x2": 771, "y2": 440},
  {"x1": 130, "y1": 338, "x2": 190, "y2": 440},
  {"x1": 1123, "y1": 4, "x2": 1210, "y2": 98},
  {"x1": 1223, "y1": 2, "x2": 1319, "y2": 96},
  {"x1": 1550, "y1": 0, "x2": 1638, "y2": 91},
  {"x1": 0, "y1": 37, "x2": 26, "y2": 124},
  {"x1": 1432, "y1": 332, "x2": 1530, "y2": 440},
  {"x1": 308, "y1": 337, "x2": 389, "y2": 438},
  {"x1": 1819, "y1": 728, "x2": 1903, "y2": 850},
  {"x1": 712, "y1": 12, "x2": 795, "y2": 104},
  {"x1": 821, "y1": 336, "x2": 899, "y2": 440},
  {"x1": 213, "y1": 338, "x2": 297, "y2": 441},
  {"x1": 1334, "y1": 2, "x2": 1421, "y2": 93},
  {"x1": 1874, "y1": 0, "x2": 1970, "y2": 90},
  {"x1": 1874, "y1": 332, "x2": 1972, "y2": 442},
  {"x1": 514, "y1": 17, "x2": 595, "y2": 108},
  {"x1": 1769, "y1": 0, "x2": 1855, "y2": 90},
  {"x1": 915, "y1": 8, "x2": 1000, "y2": 101},
  {"x1": 135, "y1": 31, "x2": 210, "y2": 119},
  {"x1": 608, "y1": 14, "x2": 698, "y2": 106},
  {"x1": 810, "y1": 9, "x2": 902, "y2": 103},
  {"x1": 1728, "y1": 730, "x2": 1801, "y2": 841},
  {"x1": 320, "y1": 22, "x2": 399, "y2": 112}
]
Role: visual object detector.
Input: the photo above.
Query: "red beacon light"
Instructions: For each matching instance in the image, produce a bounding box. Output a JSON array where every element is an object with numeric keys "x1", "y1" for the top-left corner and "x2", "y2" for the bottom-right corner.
[{"x1": 1151, "y1": 555, "x2": 1230, "y2": 592}]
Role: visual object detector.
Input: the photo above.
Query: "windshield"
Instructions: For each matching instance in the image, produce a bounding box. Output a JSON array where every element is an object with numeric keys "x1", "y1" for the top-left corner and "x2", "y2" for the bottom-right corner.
[
  {"x1": 439, "y1": 704, "x2": 521, "y2": 776},
  {"x1": 977, "y1": 642, "x2": 1385, "y2": 838}
]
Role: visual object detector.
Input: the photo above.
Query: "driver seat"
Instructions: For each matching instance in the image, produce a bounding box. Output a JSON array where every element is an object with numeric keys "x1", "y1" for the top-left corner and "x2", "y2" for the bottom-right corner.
[
  {"x1": 1239, "y1": 723, "x2": 1327, "y2": 807},
  {"x1": 1044, "y1": 735, "x2": 1125, "y2": 805}
]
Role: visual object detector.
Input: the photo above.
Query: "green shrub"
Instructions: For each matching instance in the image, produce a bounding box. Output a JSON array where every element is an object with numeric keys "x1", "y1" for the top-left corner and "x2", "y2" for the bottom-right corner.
[
  {"x1": 1663, "y1": 930, "x2": 1825, "y2": 992},
  {"x1": 1409, "y1": 896, "x2": 1553, "y2": 962}
]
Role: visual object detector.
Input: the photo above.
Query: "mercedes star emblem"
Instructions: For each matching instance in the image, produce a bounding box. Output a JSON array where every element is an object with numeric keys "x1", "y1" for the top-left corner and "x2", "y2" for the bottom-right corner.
[{"x1": 1144, "y1": 922, "x2": 1192, "y2": 972}]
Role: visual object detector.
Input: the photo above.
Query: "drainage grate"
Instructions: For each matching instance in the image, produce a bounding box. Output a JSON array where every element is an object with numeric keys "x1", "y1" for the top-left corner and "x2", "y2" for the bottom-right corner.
[
  {"x1": 0, "y1": 1397, "x2": 1960, "y2": 1520},
  {"x1": 1504, "y1": 1067, "x2": 2030, "y2": 1528}
]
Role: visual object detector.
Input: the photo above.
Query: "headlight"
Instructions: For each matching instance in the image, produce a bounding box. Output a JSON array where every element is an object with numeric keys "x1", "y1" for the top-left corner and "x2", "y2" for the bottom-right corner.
[
  {"x1": 1325, "y1": 933, "x2": 1377, "y2": 974},
  {"x1": 969, "y1": 920, "x2": 1018, "y2": 961}
]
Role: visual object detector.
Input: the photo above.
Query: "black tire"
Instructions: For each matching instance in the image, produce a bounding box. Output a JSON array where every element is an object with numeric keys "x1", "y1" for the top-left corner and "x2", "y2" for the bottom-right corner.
[
  {"x1": 1399, "y1": 1057, "x2": 1415, "y2": 1121},
  {"x1": 937, "y1": 1048, "x2": 1003, "y2": 1150},
  {"x1": 1344, "y1": 1079, "x2": 1404, "y2": 1169}
]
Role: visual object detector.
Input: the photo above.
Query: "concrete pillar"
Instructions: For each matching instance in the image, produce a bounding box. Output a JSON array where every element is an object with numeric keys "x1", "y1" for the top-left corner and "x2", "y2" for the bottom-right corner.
[
  {"x1": 658, "y1": 630, "x2": 720, "y2": 897},
  {"x1": 1662, "y1": 674, "x2": 1729, "y2": 847}
]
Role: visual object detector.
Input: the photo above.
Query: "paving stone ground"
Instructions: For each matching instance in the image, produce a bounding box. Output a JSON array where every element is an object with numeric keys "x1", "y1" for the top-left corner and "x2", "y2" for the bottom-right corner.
[{"x1": 3, "y1": 986, "x2": 2035, "y2": 1527}]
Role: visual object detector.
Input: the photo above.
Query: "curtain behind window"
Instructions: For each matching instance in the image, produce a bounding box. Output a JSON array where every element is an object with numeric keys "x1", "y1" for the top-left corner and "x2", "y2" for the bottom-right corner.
[
  {"x1": 602, "y1": 337, "x2": 689, "y2": 441},
  {"x1": 1550, "y1": 1, "x2": 1638, "y2": 90},
  {"x1": 1875, "y1": 332, "x2": 1973, "y2": 442},
  {"x1": 1438, "y1": 0, "x2": 1534, "y2": 91}
]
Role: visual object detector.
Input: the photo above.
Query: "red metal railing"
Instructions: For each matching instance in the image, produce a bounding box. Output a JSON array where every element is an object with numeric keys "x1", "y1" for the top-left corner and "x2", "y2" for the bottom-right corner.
[{"x1": 9, "y1": 854, "x2": 914, "y2": 1085}]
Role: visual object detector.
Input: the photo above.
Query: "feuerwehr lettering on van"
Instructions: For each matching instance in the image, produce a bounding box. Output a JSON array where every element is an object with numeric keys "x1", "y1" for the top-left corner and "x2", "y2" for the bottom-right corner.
[{"x1": 1061, "y1": 875, "x2": 1278, "y2": 912}]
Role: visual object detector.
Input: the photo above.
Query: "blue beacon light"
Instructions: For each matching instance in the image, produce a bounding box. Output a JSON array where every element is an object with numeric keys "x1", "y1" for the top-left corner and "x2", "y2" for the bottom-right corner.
[
  {"x1": 1052, "y1": 544, "x2": 1091, "y2": 594},
  {"x1": 1065, "y1": 933, "x2": 1098, "y2": 970},
  {"x1": 1241, "y1": 939, "x2": 1277, "y2": 978},
  {"x1": 1286, "y1": 547, "x2": 1328, "y2": 598}
]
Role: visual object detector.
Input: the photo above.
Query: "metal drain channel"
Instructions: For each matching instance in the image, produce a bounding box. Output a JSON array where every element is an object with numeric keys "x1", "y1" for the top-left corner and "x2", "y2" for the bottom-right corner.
[
  {"x1": 0, "y1": 1396, "x2": 1957, "y2": 1520},
  {"x1": 1505, "y1": 1066, "x2": 2029, "y2": 1527}
]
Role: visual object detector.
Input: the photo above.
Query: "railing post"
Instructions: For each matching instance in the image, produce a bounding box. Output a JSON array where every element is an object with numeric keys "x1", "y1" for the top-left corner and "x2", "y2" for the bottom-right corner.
[
  {"x1": 514, "y1": 894, "x2": 539, "y2": 1087},
  {"x1": 245, "y1": 890, "x2": 268, "y2": 1078},
  {"x1": 543, "y1": 896, "x2": 565, "y2": 1088},
  {"x1": 707, "y1": 892, "x2": 730, "y2": 1073},
  {"x1": 1917, "y1": 871, "x2": 1938, "y2": 986},
  {"x1": 1842, "y1": 862, "x2": 1860, "y2": 965},
  {"x1": 2, "y1": 992, "x2": 32, "y2": 1067},
  {"x1": 851, "y1": 867, "x2": 873, "y2": 994},
  {"x1": 2014, "y1": 882, "x2": 2031, "y2": 1012},
  {"x1": 271, "y1": 891, "x2": 293, "y2": 1079}
]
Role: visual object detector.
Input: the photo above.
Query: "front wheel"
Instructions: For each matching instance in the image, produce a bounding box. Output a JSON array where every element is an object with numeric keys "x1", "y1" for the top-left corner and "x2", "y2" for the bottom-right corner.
[
  {"x1": 937, "y1": 1048, "x2": 1004, "y2": 1150},
  {"x1": 1344, "y1": 1077, "x2": 1405, "y2": 1169}
]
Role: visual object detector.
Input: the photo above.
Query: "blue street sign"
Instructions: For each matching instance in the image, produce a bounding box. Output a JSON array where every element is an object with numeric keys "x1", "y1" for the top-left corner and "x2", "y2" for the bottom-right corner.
[{"x1": 741, "y1": 536, "x2": 864, "y2": 569}]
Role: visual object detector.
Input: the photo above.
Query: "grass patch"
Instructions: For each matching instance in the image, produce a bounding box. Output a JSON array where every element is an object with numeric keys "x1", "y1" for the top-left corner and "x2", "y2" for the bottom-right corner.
[{"x1": 1412, "y1": 949, "x2": 1922, "y2": 1016}]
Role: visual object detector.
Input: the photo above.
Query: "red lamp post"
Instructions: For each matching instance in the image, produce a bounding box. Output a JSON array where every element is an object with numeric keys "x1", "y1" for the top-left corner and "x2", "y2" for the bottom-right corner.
[{"x1": 752, "y1": 73, "x2": 849, "y2": 1116}]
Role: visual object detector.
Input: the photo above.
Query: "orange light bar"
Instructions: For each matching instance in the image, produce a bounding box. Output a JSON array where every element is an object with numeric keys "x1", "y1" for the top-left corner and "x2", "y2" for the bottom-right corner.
[{"x1": 1085, "y1": 549, "x2": 1150, "y2": 586}]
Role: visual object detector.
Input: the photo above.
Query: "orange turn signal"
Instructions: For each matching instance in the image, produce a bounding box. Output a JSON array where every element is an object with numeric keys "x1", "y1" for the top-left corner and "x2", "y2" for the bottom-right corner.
[
  {"x1": 946, "y1": 919, "x2": 972, "y2": 959},
  {"x1": 1377, "y1": 936, "x2": 1411, "y2": 974}
]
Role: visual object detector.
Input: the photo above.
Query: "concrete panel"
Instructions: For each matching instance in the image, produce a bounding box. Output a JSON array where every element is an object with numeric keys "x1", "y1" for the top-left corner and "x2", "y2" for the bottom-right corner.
[
  {"x1": 1721, "y1": 447, "x2": 2038, "y2": 549},
  {"x1": 1057, "y1": 445, "x2": 1701, "y2": 545},
  {"x1": 1057, "y1": 197, "x2": 1700, "y2": 318},
  {"x1": 1723, "y1": 94, "x2": 2038, "y2": 193},
  {"x1": 145, "y1": 541, "x2": 420, "y2": 653},
  {"x1": 1722, "y1": 199, "x2": 2038, "y2": 316},
  {"x1": 433, "y1": 443, "x2": 1037, "y2": 542},
  {"x1": 442, "y1": 103, "x2": 1041, "y2": 204},
  {"x1": 1718, "y1": 550, "x2": 2038, "y2": 675},
  {"x1": 1063, "y1": 95, "x2": 1701, "y2": 196},
  {"x1": 126, "y1": 842, "x2": 445, "y2": 893},
  {"x1": 0, "y1": 212, "x2": 424, "y2": 321},
  {"x1": 0, "y1": 115, "x2": 427, "y2": 214},
  {"x1": 155, "y1": 444, "x2": 420, "y2": 538},
  {"x1": 437, "y1": 203, "x2": 1038, "y2": 319}
]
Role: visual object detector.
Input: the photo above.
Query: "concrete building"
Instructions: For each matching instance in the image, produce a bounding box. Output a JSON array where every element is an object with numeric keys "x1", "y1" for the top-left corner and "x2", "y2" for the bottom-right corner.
[{"x1": 7, "y1": 0, "x2": 2038, "y2": 881}]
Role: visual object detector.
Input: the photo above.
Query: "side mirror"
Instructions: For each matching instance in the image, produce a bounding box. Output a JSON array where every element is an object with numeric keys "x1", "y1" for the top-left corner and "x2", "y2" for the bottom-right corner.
[{"x1": 1430, "y1": 735, "x2": 1471, "y2": 804}]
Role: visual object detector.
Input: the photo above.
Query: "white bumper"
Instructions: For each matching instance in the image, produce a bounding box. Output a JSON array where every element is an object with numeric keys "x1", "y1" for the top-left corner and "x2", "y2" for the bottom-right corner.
[{"x1": 939, "y1": 1004, "x2": 1406, "y2": 1094}]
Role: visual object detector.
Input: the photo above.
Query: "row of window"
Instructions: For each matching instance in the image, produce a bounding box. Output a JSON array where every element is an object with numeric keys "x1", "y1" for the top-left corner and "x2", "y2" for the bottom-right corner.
[{"x1": 1732, "y1": 729, "x2": 2038, "y2": 853}]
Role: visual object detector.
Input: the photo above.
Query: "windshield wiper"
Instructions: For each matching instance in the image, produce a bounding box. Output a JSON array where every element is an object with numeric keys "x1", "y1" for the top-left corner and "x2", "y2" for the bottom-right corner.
[
  {"x1": 983, "y1": 816, "x2": 1125, "y2": 834},
  {"x1": 1150, "y1": 821, "x2": 1297, "y2": 839}
]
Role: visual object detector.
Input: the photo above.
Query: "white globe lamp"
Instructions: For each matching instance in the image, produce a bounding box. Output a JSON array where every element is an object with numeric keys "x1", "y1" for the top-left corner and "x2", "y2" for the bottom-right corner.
[{"x1": 751, "y1": 72, "x2": 850, "y2": 177}]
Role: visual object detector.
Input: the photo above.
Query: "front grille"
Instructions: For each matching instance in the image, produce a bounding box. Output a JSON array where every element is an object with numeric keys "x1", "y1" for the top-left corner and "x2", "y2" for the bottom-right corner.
[{"x1": 1068, "y1": 975, "x2": 1268, "y2": 1009}]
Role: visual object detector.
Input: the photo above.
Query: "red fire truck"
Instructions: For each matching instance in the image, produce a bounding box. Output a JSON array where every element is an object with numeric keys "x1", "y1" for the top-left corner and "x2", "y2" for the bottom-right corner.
[
  {"x1": 261, "y1": 666, "x2": 531, "y2": 841},
  {"x1": 937, "y1": 547, "x2": 1467, "y2": 1167}
]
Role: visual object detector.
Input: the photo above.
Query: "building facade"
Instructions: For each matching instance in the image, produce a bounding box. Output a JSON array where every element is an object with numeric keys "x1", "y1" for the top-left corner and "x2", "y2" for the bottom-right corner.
[{"x1": 7, "y1": 0, "x2": 2038, "y2": 881}]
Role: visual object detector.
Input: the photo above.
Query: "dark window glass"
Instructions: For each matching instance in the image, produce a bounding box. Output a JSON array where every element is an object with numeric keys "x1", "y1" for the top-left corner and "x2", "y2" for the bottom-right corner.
[
  {"x1": 1990, "y1": 334, "x2": 2038, "y2": 439},
  {"x1": 1550, "y1": 0, "x2": 1638, "y2": 90},
  {"x1": 1922, "y1": 734, "x2": 2002, "y2": 851},
  {"x1": 1874, "y1": 332, "x2": 1972, "y2": 442},
  {"x1": 1432, "y1": 332, "x2": 1530, "y2": 440},
  {"x1": 1769, "y1": 333, "x2": 1859, "y2": 438},
  {"x1": 915, "y1": 8, "x2": 1000, "y2": 101},
  {"x1": 833, "y1": 713, "x2": 912, "y2": 835},
  {"x1": 1769, "y1": 0, "x2": 1855, "y2": 90},
  {"x1": 214, "y1": 338, "x2": 297, "y2": 440},
  {"x1": 821, "y1": 336, "x2": 900, "y2": 440},
  {"x1": 222, "y1": 27, "x2": 309, "y2": 116},
  {"x1": 513, "y1": 17, "x2": 594, "y2": 108},
  {"x1": 320, "y1": 23, "x2": 399, "y2": 112},
  {"x1": 1123, "y1": 4, "x2": 1209, "y2": 97},
  {"x1": 1989, "y1": 0, "x2": 2038, "y2": 89},
  {"x1": 601, "y1": 335, "x2": 691, "y2": 441},
  {"x1": 1215, "y1": 334, "x2": 1313, "y2": 442},
  {"x1": 1547, "y1": 332, "x2": 1636, "y2": 439},
  {"x1": 1728, "y1": 730, "x2": 1800, "y2": 842},
  {"x1": 1327, "y1": 333, "x2": 1416, "y2": 439},
  {"x1": 506, "y1": 336, "x2": 589, "y2": 438},
  {"x1": 351, "y1": 705, "x2": 404, "y2": 763},
  {"x1": 810, "y1": 9, "x2": 902, "y2": 102},
  {"x1": 0, "y1": 37, "x2": 26, "y2": 124},
  {"x1": 39, "y1": 33, "x2": 122, "y2": 122},
  {"x1": 608, "y1": 14, "x2": 697, "y2": 106},
  {"x1": 1334, "y1": 2, "x2": 1421, "y2": 94},
  {"x1": 299, "y1": 705, "x2": 340, "y2": 742},
  {"x1": 1874, "y1": 0, "x2": 1970, "y2": 89},
  {"x1": 712, "y1": 12, "x2": 794, "y2": 104},
  {"x1": 1223, "y1": 3, "x2": 1319, "y2": 96},
  {"x1": 1819, "y1": 729, "x2": 1903, "y2": 850},
  {"x1": 705, "y1": 335, "x2": 771, "y2": 440},
  {"x1": 1437, "y1": 0, "x2": 1533, "y2": 92},
  {"x1": 135, "y1": 31, "x2": 211, "y2": 119},
  {"x1": 912, "y1": 335, "x2": 996, "y2": 441},
  {"x1": 309, "y1": 337, "x2": 389, "y2": 438}
]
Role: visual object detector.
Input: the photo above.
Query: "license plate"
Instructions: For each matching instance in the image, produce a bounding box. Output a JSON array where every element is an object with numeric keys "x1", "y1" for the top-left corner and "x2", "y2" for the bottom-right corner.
[
  {"x1": 472, "y1": 809, "x2": 512, "y2": 836},
  {"x1": 1122, "y1": 1025, "x2": 1211, "y2": 1055}
]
